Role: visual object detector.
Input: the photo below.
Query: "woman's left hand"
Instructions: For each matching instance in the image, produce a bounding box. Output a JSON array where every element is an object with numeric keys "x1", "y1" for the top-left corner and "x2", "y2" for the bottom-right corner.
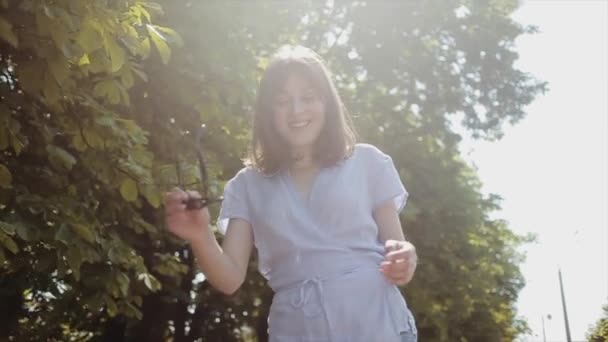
[{"x1": 380, "y1": 240, "x2": 417, "y2": 286}]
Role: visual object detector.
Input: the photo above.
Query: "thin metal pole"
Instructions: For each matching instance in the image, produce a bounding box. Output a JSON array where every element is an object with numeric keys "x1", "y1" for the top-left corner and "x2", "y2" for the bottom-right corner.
[
  {"x1": 541, "y1": 315, "x2": 547, "y2": 342},
  {"x1": 558, "y1": 268, "x2": 572, "y2": 342}
]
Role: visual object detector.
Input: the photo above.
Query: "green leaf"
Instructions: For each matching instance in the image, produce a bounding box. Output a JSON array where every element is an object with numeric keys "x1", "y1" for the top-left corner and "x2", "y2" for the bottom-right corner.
[
  {"x1": 42, "y1": 4, "x2": 57, "y2": 18},
  {"x1": 131, "y1": 67, "x2": 148, "y2": 82},
  {"x1": 77, "y1": 21, "x2": 103, "y2": 53},
  {"x1": 134, "y1": 217, "x2": 157, "y2": 234},
  {"x1": 87, "y1": 49, "x2": 111, "y2": 73},
  {"x1": 152, "y1": 256, "x2": 187, "y2": 277},
  {"x1": 0, "y1": 222, "x2": 15, "y2": 235},
  {"x1": 139, "y1": 37, "x2": 151, "y2": 58},
  {"x1": 122, "y1": 26, "x2": 142, "y2": 55},
  {"x1": 152, "y1": 26, "x2": 184, "y2": 48},
  {"x1": 106, "y1": 35, "x2": 126, "y2": 73},
  {"x1": 66, "y1": 247, "x2": 82, "y2": 280},
  {"x1": 9, "y1": 132, "x2": 25, "y2": 156},
  {"x1": 120, "y1": 69, "x2": 135, "y2": 89},
  {"x1": 117, "y1": 82, "x2": 130, "y2": 106},
  {"x1": 125, "y1": 303, "x2": 143, "y2": 320},
  {"x1": 46, "y1": 145, "x2": 77, "y2": 170},
  {"x1": 15, "y1": 223, "x2": 34, "y2": 242},
  {"x1": 0, "y1": 16, "x2": 18, "y2": 48},
  {"x1": 133, "y1": 4, "x2": 151, "y2": 23},
  {"x1": 94, "y1": 116, "x2": 116, "y2": 128},
  {"x1": 59, "y1": 40, "x2": 81, "y2": 60},
  {"x1": 55, "y1": 224, "x2": 72, "y2": 245},
  {"x1": 0, "y1": 163, "x2": 11, "y2": 188},
  {"x1": 93, "y1": 80, "x2": 122, "y2": 105},
  {"x1": 104, "y1": 295, "x2": 118, "y2": 317},
  {"x1": 70, "y1": 223, "x2": 95, "y2": 244},
  {"x1": 82, "y1": 126, "x2": 104, "y2": 148},
  {"x1": 71, "y1": 134, "x2": 88, "y2": 151},
  {"x1": 140, "y1": 184, "x2": 161, "y2": 208},
  {"x1": 78, "y1": 53, "x2": 91, "y2": 66},
  {"x1": 138, "y1": 273, "x2": 161, "y2": 291},
  {"x1": 120, "y1": 178, "x2": 138, "y2": 202},
  {"x1": 0, "y1": 231, "x2": 18, "y2": 254},
  {"x1": 15, "y1": 194, "x2": 45, "y2": 215},
  {"x1": 107, "y1": 246, "x2": 120, "y2": 263},
  {"x1": 116, "y1": 272, "x2": 130, "y2": 297},
  {"x1": 146, "y1": 24, "x2": 171, "y2": 64}
]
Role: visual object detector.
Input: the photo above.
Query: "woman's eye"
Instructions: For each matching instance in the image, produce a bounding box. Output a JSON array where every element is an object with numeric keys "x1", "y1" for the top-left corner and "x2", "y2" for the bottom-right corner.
[{"x1": 275, "y1": 98, "x2": 289, "y2": 106}]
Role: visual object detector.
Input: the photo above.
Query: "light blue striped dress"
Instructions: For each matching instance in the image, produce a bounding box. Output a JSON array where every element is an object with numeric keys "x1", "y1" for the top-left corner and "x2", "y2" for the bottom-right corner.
[{"x1": 218, "y1": 143, "x2": 417, "y2": 342}]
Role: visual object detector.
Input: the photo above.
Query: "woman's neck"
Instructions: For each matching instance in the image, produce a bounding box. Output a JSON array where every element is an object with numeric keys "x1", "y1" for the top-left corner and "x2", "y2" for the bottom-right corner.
[{"x1": 289, "y1": 146, "x2": 317, "y2": 172}]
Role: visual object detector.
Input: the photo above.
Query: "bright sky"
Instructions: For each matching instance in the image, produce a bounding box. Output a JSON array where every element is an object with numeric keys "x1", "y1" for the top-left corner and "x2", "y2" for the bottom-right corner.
[{"x1": 459, "y1": 1, "x2": 608, "y2": 341}]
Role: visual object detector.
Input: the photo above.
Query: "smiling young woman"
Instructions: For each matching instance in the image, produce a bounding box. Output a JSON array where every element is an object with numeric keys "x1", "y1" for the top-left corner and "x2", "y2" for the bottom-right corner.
[{"x1": 164, "y1": 45, "x2": 418, "y2": 342}]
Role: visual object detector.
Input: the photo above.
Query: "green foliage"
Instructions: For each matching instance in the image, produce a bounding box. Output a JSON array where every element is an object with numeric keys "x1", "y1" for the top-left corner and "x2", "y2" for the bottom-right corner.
[
  {"x1": 0, "y1": 0, "x2": 544, "y2": 341},
  {"x1": 0, "y1": 0, "x2": 196, "y2": 340},
  {"x1": 588, "y1": 305, "x2": 608, "y2": 342}
]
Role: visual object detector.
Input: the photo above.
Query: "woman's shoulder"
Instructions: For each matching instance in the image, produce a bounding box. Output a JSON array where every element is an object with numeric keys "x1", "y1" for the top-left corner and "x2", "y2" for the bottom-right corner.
[
  {"x1": 353, "y1": 143, "x2": 389, "y2": 160},
  {"x1": 229, "y1": 165, "x2": 260, "y2": 182},
  {"x1": 227, "y1": 164, "x2": 278, "y2": 186},
  {"x1": 350, "y1": 143, "x2": 398, "y2": 173}
]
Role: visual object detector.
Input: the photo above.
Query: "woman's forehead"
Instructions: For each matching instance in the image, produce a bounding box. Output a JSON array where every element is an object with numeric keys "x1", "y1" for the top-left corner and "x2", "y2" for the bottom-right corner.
[{"x1": 278, "y1": 71, "x2": 318, "y2": 94}]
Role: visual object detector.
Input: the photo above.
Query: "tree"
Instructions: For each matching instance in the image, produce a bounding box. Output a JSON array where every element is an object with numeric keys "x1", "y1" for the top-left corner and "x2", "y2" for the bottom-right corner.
[
  {"x1": 1, "y1": 0, "x2": 545, "y2": 340},
  {"x1": 588, "y1": 305, "x2": 608, "y2": 342},
  {"x1": 0, "y1": 1, "x2": 198, "y2": 340}
]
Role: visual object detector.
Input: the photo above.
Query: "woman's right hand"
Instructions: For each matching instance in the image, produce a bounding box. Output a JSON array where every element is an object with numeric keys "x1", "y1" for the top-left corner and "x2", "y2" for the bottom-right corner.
[{"x1": 163, "y1": 188, "x2": 210, "y2": 243}]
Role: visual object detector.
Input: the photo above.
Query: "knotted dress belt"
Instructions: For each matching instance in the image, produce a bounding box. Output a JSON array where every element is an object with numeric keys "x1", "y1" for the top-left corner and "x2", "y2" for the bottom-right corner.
[{"x1": 279, "y1": 265, "x2": 397, "y2": 342}]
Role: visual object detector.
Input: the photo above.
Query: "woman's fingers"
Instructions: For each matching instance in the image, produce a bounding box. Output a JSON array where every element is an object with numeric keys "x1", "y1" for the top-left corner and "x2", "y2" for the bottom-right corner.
[
  {"x1": 164, "y1": 188, "x2": 186, "y2": 204},
  {"x1": 164, "y1": 189, "x2": 189, "y2": 217},
  {"x1": 380, "y1": 239, "x2": 418, "y2": 285},
  {"x1": 383, "y1": 268, "x2": 415, "y2": 285},
  {"x1": 185, "y1": 190, "x2": 202, "y2": 199},
  {"x1": 380, "y1": 258, "x2": 417, "y2": 285},
  {"x1": 165, "y1": 204, "x2": 187, "y2": 218}
]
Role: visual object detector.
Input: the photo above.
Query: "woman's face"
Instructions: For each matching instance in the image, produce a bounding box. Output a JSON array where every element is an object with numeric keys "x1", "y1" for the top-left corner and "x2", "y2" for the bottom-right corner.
[{"x1": 272, "y1": 72, "x2": 326, "y2": 154}]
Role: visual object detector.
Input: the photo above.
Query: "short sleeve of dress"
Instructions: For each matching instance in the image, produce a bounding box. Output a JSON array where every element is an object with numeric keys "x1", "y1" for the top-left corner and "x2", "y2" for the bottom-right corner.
[
  {"x1": 364, "y1": 145, "x2": 409, "y2": 213},
  {"x1": 217, "y1": 169, "x2": 252, "y2": 235}
]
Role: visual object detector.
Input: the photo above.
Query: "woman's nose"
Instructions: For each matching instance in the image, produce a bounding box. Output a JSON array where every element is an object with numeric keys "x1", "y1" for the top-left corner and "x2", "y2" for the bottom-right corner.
[{"x1": 292, "y1": 98, "x2": 305, "y2": 114}]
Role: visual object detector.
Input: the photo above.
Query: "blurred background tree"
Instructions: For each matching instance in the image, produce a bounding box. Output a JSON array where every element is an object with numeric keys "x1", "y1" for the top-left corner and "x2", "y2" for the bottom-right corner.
[
  {"x1": 588, "y1": 305, "x2": 608, "y2": 342},
  {"x1": 0, "y1": 0, "x2": 544, "y2": 341}
]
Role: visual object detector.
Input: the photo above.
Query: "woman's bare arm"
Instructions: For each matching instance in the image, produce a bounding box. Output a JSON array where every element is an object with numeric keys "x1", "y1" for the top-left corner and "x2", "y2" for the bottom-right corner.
[{"x1": 189, "y1": 218, "x2": 254, "y2": 295}]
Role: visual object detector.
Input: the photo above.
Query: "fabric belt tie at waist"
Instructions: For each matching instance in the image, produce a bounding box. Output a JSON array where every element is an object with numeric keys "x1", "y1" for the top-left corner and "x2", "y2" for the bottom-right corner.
[
  {"x1": 285, "y1": 266, "x2": 378, "y2": 342},
  {"x1": 283, "y1": 267, "x2": 408, "y2": 341},
  {"x1": 289, "y1": 276, "x2": 336, "y2": 341}
]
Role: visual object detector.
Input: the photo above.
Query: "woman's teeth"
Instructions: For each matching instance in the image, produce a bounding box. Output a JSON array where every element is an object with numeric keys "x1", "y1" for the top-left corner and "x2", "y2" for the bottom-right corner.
[{"x1": 289, "y1": 120, "x2": 311, "y2": 128}]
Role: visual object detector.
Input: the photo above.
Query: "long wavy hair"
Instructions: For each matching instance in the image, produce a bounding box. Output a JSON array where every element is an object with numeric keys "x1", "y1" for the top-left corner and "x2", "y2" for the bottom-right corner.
[{"x1": 246, "y1": 45, "x2": 357, "y2": 174}]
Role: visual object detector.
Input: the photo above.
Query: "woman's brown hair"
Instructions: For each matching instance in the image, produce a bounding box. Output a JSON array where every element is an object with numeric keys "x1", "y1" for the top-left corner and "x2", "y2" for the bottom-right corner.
[{"x1": 247, "y1": 45, "x2": 357, "y2": 174}]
